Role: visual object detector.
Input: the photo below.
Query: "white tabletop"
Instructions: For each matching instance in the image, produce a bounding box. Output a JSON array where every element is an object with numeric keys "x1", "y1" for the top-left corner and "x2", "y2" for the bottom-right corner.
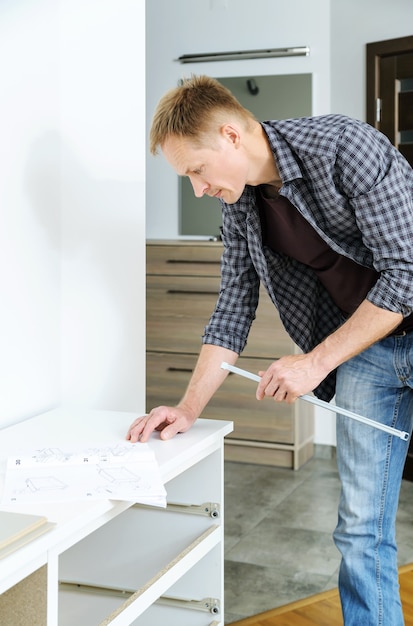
[{"x1": 0, "y1": 407, "x2": 232, "y2": 593}]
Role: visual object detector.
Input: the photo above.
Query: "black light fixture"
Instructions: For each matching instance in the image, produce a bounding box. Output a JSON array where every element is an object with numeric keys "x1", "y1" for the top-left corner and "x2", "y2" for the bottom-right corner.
[{"x1": 177, "y1": 46, "x2": 309, "y2": 64}]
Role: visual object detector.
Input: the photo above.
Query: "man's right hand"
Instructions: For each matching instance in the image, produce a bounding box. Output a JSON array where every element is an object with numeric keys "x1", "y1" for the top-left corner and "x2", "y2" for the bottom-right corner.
[
  {"x1": 127, "y1": 345, "x2": 239, "y2": 443},
  {"x1": 126, "y1": 405, "x2": 197, "y2": 443}
]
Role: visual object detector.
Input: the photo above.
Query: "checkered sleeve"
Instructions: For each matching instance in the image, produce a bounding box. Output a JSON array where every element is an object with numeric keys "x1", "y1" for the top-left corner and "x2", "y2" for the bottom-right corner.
[{"x1": 202, "y1": 202, "x2": 260, "y2": 354}]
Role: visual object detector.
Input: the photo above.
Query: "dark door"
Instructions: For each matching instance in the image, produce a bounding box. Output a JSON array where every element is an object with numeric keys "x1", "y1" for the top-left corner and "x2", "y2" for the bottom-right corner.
[
  {"x1": 366, "y1": 35, "x2": 413, "y2": 167},
  {"x1": 366, "y1": 36, "x2": 413, "y2": 480}
]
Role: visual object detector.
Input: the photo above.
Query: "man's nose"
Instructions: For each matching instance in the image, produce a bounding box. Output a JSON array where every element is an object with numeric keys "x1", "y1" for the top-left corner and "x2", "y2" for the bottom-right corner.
[{"x1": 191, "y1": 178, "x2": 209, "y2": 198}]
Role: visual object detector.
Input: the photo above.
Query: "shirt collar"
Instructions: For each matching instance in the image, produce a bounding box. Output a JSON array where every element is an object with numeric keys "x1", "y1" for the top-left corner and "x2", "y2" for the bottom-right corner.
[{"x1": 261, "y1": 121, "x2": 304, "y2": 184}]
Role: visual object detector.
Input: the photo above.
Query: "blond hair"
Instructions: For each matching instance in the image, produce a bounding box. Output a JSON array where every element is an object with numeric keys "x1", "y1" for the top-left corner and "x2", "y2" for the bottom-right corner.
[{"x1": 149, "y1": 75, "x2": 255, "y2": 155}]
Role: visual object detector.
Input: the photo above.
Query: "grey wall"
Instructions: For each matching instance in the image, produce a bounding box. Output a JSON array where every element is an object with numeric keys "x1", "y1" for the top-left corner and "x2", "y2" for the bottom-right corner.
[{"x1": 180, "y1": 73, "x2": 312, "y2": 236}]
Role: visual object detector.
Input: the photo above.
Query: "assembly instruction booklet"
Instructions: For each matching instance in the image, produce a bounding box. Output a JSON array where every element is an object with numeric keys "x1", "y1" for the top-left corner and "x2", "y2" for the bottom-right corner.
[{"x1": 1, "y1": 441, "x2": 167, "y2": 508}]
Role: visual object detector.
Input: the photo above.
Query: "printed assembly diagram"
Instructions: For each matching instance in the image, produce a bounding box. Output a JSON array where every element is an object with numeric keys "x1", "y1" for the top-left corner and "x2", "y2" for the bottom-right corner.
[{"x1": 1, "y1": 443, "x2": 166, "y2": 507}]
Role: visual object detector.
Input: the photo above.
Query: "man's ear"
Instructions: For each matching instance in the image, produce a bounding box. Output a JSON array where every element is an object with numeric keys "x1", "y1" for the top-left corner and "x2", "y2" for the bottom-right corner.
[{"x1": 220, "y1": 123, "x2": 241, "y2": 148}]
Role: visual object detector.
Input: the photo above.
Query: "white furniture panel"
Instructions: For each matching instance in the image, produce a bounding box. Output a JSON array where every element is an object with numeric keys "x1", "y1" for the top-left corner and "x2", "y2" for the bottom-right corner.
[{"x1": 0, "y1": 408, "x2": 232, "y2": 625}]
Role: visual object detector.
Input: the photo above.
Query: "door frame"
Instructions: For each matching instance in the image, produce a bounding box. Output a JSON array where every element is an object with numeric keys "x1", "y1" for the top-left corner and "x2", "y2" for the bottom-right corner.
[{"x1": 366, "y1": 35, "x2": 413, "y2": 127}]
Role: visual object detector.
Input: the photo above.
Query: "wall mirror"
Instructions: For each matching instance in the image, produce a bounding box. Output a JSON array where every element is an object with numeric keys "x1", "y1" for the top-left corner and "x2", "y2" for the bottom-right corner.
[{"x1": 179, "y1": 73, "x2": 312, "y2": 237}]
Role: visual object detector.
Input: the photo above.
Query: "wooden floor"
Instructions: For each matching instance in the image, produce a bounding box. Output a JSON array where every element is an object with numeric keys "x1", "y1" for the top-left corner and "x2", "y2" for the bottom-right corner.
[{"x1": 231, "y1": 563, "x2": 413, "y2": 626}]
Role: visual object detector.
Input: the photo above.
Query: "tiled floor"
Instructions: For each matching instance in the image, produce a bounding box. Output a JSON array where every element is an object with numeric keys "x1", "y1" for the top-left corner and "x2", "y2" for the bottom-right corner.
[{"x1": 224, "y1": 449, "x2": 413, "y2": 624}]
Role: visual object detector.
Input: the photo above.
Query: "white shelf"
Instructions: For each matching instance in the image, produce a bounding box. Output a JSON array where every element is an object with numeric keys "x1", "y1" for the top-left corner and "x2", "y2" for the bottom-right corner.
[{"x1": 0, "y1": 408, "x2": 232, "y2": 625}]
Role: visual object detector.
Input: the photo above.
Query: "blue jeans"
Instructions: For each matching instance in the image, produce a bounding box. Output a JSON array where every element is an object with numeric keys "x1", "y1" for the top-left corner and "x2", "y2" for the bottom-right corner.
[{"x1": 333, "y1": 333, "x2": 413, "y2": 626}]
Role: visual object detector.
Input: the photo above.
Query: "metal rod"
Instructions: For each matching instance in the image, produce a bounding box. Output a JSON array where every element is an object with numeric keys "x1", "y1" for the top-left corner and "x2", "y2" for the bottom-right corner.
[{"x1": 221, "y1": 362, "x2": 409, "y2": 441}]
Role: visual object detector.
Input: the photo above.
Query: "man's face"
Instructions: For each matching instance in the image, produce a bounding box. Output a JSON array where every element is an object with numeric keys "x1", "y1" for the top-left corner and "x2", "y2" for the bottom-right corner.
[{"x1": 162, "y1": 127, "x2": 250, "y2": 205}]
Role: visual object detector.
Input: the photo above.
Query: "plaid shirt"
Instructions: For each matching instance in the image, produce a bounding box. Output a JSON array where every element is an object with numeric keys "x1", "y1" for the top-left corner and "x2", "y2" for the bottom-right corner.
[{"x1": 202, "y1": 114, "x2": 413, "y2": 400}]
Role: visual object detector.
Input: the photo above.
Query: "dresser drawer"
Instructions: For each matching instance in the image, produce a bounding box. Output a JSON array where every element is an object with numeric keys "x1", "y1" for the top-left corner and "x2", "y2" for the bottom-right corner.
[
  {"x1": 147, "y1": 275, "x2": 216, "y2": 354},
  {"x1": 147, "y1": 244, "x2": 222, "y2": 277},
  {"x1": 147, "y1": 276, "x2": 293, "y2": 358},
  {"x1": 147, "y1": 275, "x2": 220, "y2": 316},
  {"x1": 145, "y1": 241, "x2": 313, "y2": 468},
  {"x1": 146, "y1": 352, "x2": 295, "y2": 444}
]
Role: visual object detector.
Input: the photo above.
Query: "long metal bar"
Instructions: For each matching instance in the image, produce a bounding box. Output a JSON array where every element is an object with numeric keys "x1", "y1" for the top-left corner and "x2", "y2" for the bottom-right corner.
[
  {"x1": 221, "y1": 362, "x2": 409, "y2": 441},
  {"x1": 132, "y1": 501, "x2": 220, "y2": 518},
  {"x1": 59, "y1": 582, "x2": 219, "y2": 613}
]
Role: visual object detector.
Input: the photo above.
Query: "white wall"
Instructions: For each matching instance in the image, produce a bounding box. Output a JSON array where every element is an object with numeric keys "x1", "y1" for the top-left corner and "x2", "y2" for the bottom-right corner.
[
  {"x1": 145, "y1": 0, "x2": 412, "y2": 447},
  {"x1": 59, "y1": 2, "x2": 145, "y2": 411},
  {"x1": 0, "y1": 0, "x2": 61, "y2": 428},
  {"x1": 0, "y1": 0, "x2": 145, "y2": 429},
  {"x1": 330, "y1": 0, "x2": 413, "y2": 120}
]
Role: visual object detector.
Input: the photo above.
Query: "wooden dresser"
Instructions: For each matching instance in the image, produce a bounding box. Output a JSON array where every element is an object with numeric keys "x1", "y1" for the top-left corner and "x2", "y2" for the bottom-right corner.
[{"x1": 146, "y1": 240, "x2": 314, "y2": 469}]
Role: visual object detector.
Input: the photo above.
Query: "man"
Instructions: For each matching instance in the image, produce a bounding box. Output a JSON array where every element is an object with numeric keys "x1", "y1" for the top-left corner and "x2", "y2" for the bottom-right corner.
[{"x1": 127, "y1": 75, "x2": 413, "y2": 625}]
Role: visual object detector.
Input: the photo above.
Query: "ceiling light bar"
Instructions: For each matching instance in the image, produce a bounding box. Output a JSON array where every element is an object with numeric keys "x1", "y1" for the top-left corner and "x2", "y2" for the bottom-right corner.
[{"x1": 177, "y1": 46, "x2": 310, "y2": 64}]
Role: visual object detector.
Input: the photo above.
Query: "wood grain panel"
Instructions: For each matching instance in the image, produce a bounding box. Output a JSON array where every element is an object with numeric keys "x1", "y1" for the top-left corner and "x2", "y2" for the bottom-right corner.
[
  {"x1": 147, "y1": 243, "x2": 222, "y2": 277},
  {"x1": 147, "y1": 276, "x2": 292, "y2": 358}
]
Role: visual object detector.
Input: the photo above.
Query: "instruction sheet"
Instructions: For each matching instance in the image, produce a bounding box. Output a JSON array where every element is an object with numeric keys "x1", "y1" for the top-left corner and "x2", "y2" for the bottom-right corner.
[{"x1": 1, "y1": 442, "x2": 167, "y2": 507}]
